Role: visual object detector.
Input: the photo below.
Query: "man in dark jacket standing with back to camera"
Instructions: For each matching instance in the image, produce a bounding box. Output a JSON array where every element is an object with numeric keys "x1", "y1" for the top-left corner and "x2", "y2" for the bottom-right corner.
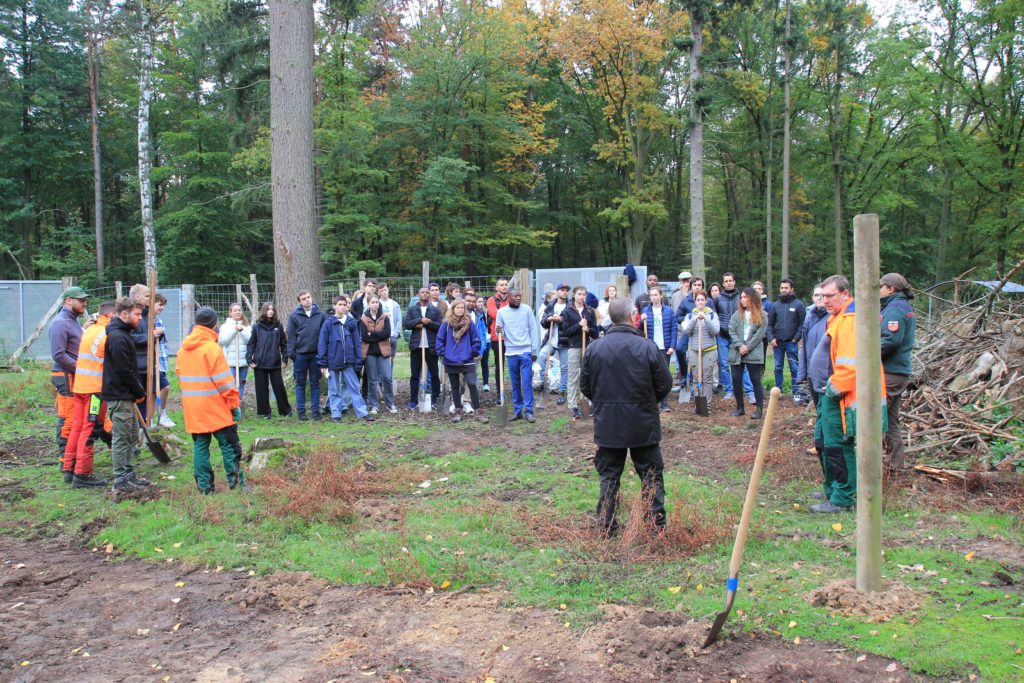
[
  {"x1": 287, "y1": 289, "x2": 327, "y2": 421},
  {"x1": 581, "y1": 297, "x2": 674, "y2": 536}
]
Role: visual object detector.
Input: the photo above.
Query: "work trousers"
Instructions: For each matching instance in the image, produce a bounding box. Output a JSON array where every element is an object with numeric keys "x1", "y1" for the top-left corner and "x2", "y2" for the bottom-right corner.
[
  {"x1": 884, "y1": 372, "x2": 911, "y2": 468},
  {"x1": 254, "y1": 367, "x2": 291, "y2": 417},
  {"x1": 192, "y1": 425, "x2": 244, "y2": 493},
  {"x1": 567, "y1": 348, "x2": 583, "y2": 410},
  {"x1": 819, "y1": 392, "x2": 856, "y2": 508},
  {"x1": 365, "y1": 355, "x2": 396, "y2": 410},
  {"x1": 686, "y1": 348, "x2": 717, "y2": 404},
  {"x1": 63, "y1": 393, "x2": 108, "y2": 475},
  {"x1": 52, "y1": 371, "x2": 74, "y2": 461},
  {"x1": 292, "y1": 352, "x2": 321, "y2": 417},
  {"x1": 594, "y1": 443, "x2": 666, "y2": 534},
  {"x1": 108, "y1": 399, "x2": 139, "y2": 479}
]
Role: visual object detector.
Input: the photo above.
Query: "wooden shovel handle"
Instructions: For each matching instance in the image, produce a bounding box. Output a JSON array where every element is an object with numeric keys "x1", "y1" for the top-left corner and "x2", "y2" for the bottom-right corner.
[{"x1": 728, "y1": 387, "x2": 781, "y2": 578}]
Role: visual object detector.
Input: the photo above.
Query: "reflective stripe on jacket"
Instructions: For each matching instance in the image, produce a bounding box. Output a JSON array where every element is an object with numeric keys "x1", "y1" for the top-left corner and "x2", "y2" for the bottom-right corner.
[
  {"x1": 73, "y1": 315, "x2": 111, "y2": 395},
  {"x1": 176, "y1": 324, "x2": 239, "y2": 434},
  {"x1": 827, "y1": 298, "x2": 886, "y2": 434}
]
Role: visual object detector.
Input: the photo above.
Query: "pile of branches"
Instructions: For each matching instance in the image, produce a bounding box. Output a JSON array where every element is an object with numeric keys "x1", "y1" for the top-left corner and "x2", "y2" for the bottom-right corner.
[{"x1": 904, "y1": 272, "x2": 1024, "y2": 472}]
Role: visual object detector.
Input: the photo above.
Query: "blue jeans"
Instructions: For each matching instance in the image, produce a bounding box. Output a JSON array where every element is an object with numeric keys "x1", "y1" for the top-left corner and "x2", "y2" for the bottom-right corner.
[
  {"x1": 328, "y1": 368, "x2": 367, "y2": 418},
  {"x1": 717, "y1": 337, "x2": 752, "y2": 394},
  {"x1": 507, "y1": 352, "x2": 535, "y2": 416},
  {"x1": 557, "y1": 347, "x2": 569, "y2": 392},
  {"x1": 293, "y1": 353, "x2": 321, "y2": 415},
  {"x1": 773, "y1": 341, "x2": 800, "y2": 391}
]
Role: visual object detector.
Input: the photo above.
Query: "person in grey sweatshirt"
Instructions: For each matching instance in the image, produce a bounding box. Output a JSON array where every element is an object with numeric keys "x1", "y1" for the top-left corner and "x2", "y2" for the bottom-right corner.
[{"x1": 494, "y1": 289, "x2": 541, "y2": 422}]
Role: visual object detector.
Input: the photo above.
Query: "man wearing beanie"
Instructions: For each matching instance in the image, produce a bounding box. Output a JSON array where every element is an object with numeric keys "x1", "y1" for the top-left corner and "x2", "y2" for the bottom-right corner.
[{"x1": 177, "y1": 307, "x2": 247, "y2": 494}]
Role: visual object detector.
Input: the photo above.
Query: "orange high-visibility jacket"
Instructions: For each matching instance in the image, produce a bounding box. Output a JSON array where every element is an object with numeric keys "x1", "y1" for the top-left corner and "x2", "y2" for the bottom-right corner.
[
  {"x1": 176, "y1": 324, "x2": 239, "y2": 434},
  {"x1": 827, "y1": 298, "x2": 886, "y2": 434},
  {"x1": 73, "y1": 315, "x2": 112, "y2": 396}
]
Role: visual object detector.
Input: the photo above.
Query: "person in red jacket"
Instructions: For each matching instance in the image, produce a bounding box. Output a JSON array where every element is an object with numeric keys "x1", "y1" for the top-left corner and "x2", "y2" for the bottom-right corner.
[
  {"x1": 177, "y1": 307, "x2": 246, "y2": 494},
  {"x1": 485, "y1": 277, "x2": 510, "y2": 393}
]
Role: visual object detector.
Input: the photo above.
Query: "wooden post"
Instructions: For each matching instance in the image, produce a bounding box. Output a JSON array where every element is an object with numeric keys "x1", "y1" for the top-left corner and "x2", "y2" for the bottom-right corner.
[
  {"x1": 422, "y1": 260, "x2": 430, "y2": 288},
  {"x1": 358, "y1": 270, "x2": 366, "y2": 290},
  {"x1": 249, "y1": 273, "x2": 258, "y2": 309},
  {"x1": 146, "y1": 270, "x2": 157, "y2": 429},
  {"x1": 182, "y1": 284, "x2": 195, "y2": 332},
  {"x1": 854, "y1": 213, "x2": 883, "y2": 593},
  {"x1": 517, "y1": 268, "x2": 532, "y2": 309},
  {"x1": 338, "y1": 283, "x2": 344, "y2": 296},
  {"x1": 235, "y1": 284, "x2": 243, "y2": 307},
  {"x1": 115, "y1": 280, "x2": 123, "y2": 299},
  {"x1": 464, "y1": 280, "x2": 471, "y2": 290},
  {"x1": 615, "y1": 275, "x2": 630, "y2": 301}
]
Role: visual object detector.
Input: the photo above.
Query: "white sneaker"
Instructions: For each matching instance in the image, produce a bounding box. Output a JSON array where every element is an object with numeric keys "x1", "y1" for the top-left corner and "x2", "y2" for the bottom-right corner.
[
  {"x1": 463, "y1": 403, "x2": 474, "y2": 414},
  {"x1": 159, "y1": 414, "x2": 176, "y2": 428},
  {"x1": 387, "y1": 404, "x2": 398, "y2": 414},
  {"x1": 482, "y1": 384, "x2": 490, "y2": 392},
  {"x1": 370, "y1": 407, "x2": 378, "y2": 416},
  {"x1": 448, "y1": 402, "x2": 456, "y2": 415}
]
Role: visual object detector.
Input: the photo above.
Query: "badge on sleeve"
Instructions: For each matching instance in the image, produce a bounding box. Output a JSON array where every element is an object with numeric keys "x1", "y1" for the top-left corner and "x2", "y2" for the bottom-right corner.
[{"x1": 887, "y1": 320, "x2": 900, "y2": 332}]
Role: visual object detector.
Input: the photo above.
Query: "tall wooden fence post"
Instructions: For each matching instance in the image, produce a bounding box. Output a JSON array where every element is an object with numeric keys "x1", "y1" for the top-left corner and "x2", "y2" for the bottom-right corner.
[
  {"x1": 854, "y1": 213, "x2": 883, "y2": 593},
  {"x1": 115, "y1": 280, "x2": 123, "y2": 300},
  {"x1": 517, "y1": 268, "x2": 533, "y2": 309},
  {"x1": 422, "y1": 261, "x2": 430, "y2": 288},
  {"x1": 358, "y1": 270, "x2": 366, "y2": 291},
  {"x1": 182, "y1": 284, "x2": 195, "y2": 335},
  {"x1": 235, "y1": 284, "x2": 243, "y2": 308},
  {"x1": 615, "y1": 275, "x2": 630, "y2": 302},
  {"x1": 249, "y1": 273, "x2": 259, "y2": 310}
]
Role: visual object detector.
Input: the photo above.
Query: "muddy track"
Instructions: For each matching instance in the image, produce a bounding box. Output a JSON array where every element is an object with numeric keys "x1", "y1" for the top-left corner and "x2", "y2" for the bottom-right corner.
[{"x1": 0, "y1": 535, "x2": 931, "y2": 683}]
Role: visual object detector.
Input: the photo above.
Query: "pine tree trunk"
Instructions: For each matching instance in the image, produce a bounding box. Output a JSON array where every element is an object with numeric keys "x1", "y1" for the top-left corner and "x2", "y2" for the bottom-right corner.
[
  {"x1": 688, "y1": 13, "x2": 705, "y2": 278},
  {"x1": 831, "y1": 44, "x2": 843, "y2": 275},
  {"x1": 781, "y1": 0, "x2": 791, "y2": 280},
  {"x1": 87, "y1": 6, "x2": 104, "y2": 279},
  {"x1": 269, "y1": 0, "x2": 321, "y2": 303},
  {"x1": 137, "y1": 1, "x2": 157, "y2": 274},
  {"x1": 765, "y1": 115, "x2": 773, "y2": 292}
]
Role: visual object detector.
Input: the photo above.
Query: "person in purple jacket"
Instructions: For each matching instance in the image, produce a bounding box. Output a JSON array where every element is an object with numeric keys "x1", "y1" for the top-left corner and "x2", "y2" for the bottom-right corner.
[
  {"x1": 49, "y1": 286, "x2": 89, "y2": 466},
  {"x1": 436, "y1": 299, "x2": 487, "y2": 423}
]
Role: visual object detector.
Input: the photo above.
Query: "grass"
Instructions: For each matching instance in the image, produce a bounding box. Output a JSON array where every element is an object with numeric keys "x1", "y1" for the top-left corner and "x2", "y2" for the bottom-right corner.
[{"x1": 2, "y1": 360, "x2": 1023, "y2": 678}]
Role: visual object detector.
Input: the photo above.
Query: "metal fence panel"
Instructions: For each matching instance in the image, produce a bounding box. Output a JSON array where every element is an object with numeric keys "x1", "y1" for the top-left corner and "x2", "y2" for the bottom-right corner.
[
  {"x1": 0, "y1": 280, "x2": 65, "y2": 361},
  {"x1": 534, "y1": 266, "x2": 648, "y2": 305}
]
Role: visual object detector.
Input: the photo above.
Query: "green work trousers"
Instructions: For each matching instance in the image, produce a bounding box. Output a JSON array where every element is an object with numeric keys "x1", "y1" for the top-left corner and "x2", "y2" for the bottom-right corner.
[
  {"x1": 192, "y1": 425, "x2": 244, "y2": 493},
  {"x1": 109, "y1": 399, "x2": 139, "y2": 479},
  {"x1": 819, "y1": 392, "x2": 856, "y2": 508}
]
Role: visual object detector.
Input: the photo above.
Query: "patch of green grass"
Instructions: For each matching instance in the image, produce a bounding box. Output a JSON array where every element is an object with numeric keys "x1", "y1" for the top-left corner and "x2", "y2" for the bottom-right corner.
[{"x1": 1, "y1": 364, "x2": 1023, "y2": 679}]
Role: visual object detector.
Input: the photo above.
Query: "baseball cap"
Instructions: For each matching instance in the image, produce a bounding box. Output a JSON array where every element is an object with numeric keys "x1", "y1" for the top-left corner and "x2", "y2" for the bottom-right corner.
[
  {"x1": 677, "y1": 271, "x2": 692, "y2": 280},
  {"x1": 62, "y1": 286, "x2": 89, "y2": 300},
  {"x1": 557, "y1": 282, "x2": 570, "y2": 290}
]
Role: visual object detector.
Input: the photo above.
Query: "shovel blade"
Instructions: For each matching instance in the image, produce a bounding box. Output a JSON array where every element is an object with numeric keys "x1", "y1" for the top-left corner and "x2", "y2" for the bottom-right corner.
[
  {"x1": 440, "y1": 388, "x2": 451, "y2": 415},
  {"x1": 702, "y1": 590, "x2": 737, "y2": 648},
  {"x1": 495, "y1": 395, "x2": 508, "y2": 426},
  {"x1": 695, "y1": 394, "x2": 710, "y2": 417},
  {"x1": 148, "y1": 441, "x2": 171, "y2": 464},
  {"x1": 419, "y1": 394, "x2": 432, "y2": 413}
]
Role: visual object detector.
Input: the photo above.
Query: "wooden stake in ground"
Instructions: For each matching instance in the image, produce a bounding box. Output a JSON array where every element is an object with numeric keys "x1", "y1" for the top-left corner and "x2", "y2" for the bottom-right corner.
[
  {"x1": 854, "y1": 213, "x2": 883, "y2": 592},
  {"x1": 146, "y1": 270, "x2": 156, "y2": 429}
]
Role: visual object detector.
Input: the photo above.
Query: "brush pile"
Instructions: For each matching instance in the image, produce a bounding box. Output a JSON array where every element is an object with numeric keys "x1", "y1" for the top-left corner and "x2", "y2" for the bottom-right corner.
[{"x1": 904, "y1": 291, "x2": 1024, "y2": 472}]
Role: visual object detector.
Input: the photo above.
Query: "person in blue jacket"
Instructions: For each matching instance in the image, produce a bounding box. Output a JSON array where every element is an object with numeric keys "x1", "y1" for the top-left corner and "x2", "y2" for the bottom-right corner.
[
  {"x1": 642, "y1": 286, "x2": 677, "y2": 412},
  {"x1": 287, "y1": 289, "x2": 327, "y2": 421},
  {"x1": 317, "y1": 295, "x2": 372, "y2": 423},
  {"x1": 436, "y1": 299, "x2": 487, "y2": 423},
  {"x1": 795, "y1": 285, "x2": 829, "y2": 407}
]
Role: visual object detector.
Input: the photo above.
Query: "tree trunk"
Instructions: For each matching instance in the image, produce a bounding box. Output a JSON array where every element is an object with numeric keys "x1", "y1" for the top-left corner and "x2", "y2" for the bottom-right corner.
[
  {"x1": 831, "y1": 43, "x2": 843, "y2": 275},
  {"x1": 269, "y1": 0, "x2": 321, "y2": 302},
  {"x1": 765, "y1": 114, "x2": 773, "y2": 292},
  {"x1": 19, "y1": 4, "x2": 33, "y2": 278},
  {"x1": 137, "y1": 1, "x2": 157, "y2": 274},
  {"x1": 87, "y1": 2, "x2": 104, "y2": 279},
  {"x1": 781, "y1": 0, "x2": 791, "y2": 280},
  {"x1": 688, "y1": 13, "x2": 705, "y2": 277}
]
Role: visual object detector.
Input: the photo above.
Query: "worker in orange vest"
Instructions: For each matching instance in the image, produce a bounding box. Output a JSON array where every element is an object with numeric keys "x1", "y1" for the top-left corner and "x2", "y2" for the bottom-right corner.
[
  {"x1": 812, "y1": 274, "x2": 887, "y2": 513},
  {"x1": 176, "y1": 307, "x2": 246, "y2": 494},
  {"x1": 62, "y1": 300, "x2": 116, "y2": 488}
]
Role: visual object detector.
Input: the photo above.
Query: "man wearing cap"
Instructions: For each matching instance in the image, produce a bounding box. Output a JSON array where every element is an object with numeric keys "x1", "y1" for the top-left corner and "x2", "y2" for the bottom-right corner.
[
  {"x1": 540, "y1": 283, "x2": 571, "y2": 404},
  {"x1": 177, "y1": 306, "x2": 246, "y2": 494},
  {"x1": 634, "y1": 274, "x2": 659, "y2": 312},
  {"x1": 49, "y1": 285, "x2": 89, "y2": 468},
  {"x1": 670, "y1": 271, "x2": 692, "y2": 313},
  {"x1": 880, "y1": 273, "x2": 916, "y2": 470}
]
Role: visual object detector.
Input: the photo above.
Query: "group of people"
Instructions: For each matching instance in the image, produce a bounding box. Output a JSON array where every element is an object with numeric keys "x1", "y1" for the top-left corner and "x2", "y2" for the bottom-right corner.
[{"x1": 47, "y1": 269, "x2": 916, "y2": 527}]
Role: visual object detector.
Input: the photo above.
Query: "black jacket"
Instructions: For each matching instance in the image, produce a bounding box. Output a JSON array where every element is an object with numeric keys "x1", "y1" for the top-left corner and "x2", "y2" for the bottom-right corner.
[
  {"x1": 560, "y1": 305, "x2": 599, "y2": 349},
  {"x1": 715, "y1": 289, "x2": 741, "y2": 340},
  {"x1": 286, "y1": 304, "x2": 327, "y2": 358},
  {"x1": 580, "y1": 324, "x2": 673, "y2": 448},
  {"x1": 102, "y1": 318, "x2": 146, "y2": 402},
  {"x1": 402, "y1": 301, "x2": 443, "y2": 350},
  {"x1": 130, "y1": 306, "x2": 151, "y2": 368},
  {"x1": 247, "y1": 319, "x2": 288, "y2": 369},
  {"x1": 540, "y1": 298, "x2": 570, "y2": 348},
  {"x1": 767, "y1": 294, "x2": 807, "y2": 343}
]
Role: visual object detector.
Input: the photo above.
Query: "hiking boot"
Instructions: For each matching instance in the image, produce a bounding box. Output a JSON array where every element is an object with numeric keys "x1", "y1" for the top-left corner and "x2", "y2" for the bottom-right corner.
[
  {"x1": 451, "y1": 411, "x2": 463, "y2": 423},
  {"x1": 362, "y1": 414, "x2": 375, "y2": 423},
  {"x1": 810, "y1": 502, "x2": 852, "y2": 513},
  {"x1": 660, "y1": 401, "x2": 670, "y2": 412},
  {"x1": 298, "y1": 413, "x2": 308, "y2": 421},
  {"x1": 112, "y1": 475, "x2": 139, "y2": 492},
  {"x1": 730, "y1": 408, "x2": 745, "y2": 417},
  {"x1": 572, "y1": 408, "x2": 582, "y2": 420},
  {"x1": 332, "y1": 416, "x2": 342, "y2": 423},
  {"x1": 556, "y1": 394, "x2": 567, "y2": 406},
  {"x1": 127, "y1": 472, "x2": 151, "y2": 487},
  {"x1": 750, "y1": 408, "x2": 763, "y2": 419},
  {"x1": 476, "y1": 414, "x2": 490, "y2": 424},
  {"x1": 73, "y1": 474, "x2": 107, "y2": 488},
  {"x1": 525, "y1": 413, "x2": 535, "y2": 424},
  {"x1": 510, "y1": 412, "x2": 523, "y2": 421},
  {"x1": 311, "y1": 413, "x2": 323, "y2": 422},
  {"x1": 63, "y1": 470, "x2": 74, "y2": 485}
]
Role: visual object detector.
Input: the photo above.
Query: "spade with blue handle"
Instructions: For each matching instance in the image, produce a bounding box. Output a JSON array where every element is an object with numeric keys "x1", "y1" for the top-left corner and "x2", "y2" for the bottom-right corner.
[{"x1": 703, "y1": 386, "x2": 780, "y2": 647}]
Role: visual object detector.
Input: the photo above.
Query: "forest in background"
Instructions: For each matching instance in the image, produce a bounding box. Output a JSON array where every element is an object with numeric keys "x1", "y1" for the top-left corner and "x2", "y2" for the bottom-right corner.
[{"x1": 0, "y1": 0, "x2": 1021, "y2": 291}]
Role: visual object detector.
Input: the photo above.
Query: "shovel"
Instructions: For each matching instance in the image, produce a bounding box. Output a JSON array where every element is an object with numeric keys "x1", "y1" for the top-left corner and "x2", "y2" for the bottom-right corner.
[
  {"x1": 235, "y1": 333, "x2": 244, "y2": 418},
  {"x1": 695, "y1": 318, "x2": 710, "y2": 417},
  {"x1": 579, "y1": 331, "x2": 592, "y2": 420},
  {"x1": 133, "y1": 403, "x2": 171, "y2": 464},
  {"x1": 703, "y1": 386, "x2": 780, "y2": 648},
  {"x1": 439, "y1": 364, "x2": 452, "y2": 415},
  {"x1": 538, "y1": 336, "x2": 553, "y2": 410},
  {"x1": 494, "y1": 334, "x2": 508, "y2": 426},
  {"x1": 418, "y1": 330, "x2": 432, "y2": 414}
]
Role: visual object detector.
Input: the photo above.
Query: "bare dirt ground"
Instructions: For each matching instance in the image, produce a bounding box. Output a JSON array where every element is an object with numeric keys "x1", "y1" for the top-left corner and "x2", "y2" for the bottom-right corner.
[{"x1": 0, "y1": 536, "x2": 932, "y2": 683}]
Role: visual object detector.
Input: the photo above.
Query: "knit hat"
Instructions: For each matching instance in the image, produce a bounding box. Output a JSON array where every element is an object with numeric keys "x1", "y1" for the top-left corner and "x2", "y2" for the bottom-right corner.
[{"x1": 195, "y1": 306, "x2": 218, "y2": 329}]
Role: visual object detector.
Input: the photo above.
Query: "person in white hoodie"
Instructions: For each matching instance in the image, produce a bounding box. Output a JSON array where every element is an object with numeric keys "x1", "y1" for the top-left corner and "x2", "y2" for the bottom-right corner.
[
  {"x1": 219, "y1": 303, "x2": 253, "y2": 402},
  {"x1": 494, "y1": 289, "x2": 541, "y2": 423}
]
